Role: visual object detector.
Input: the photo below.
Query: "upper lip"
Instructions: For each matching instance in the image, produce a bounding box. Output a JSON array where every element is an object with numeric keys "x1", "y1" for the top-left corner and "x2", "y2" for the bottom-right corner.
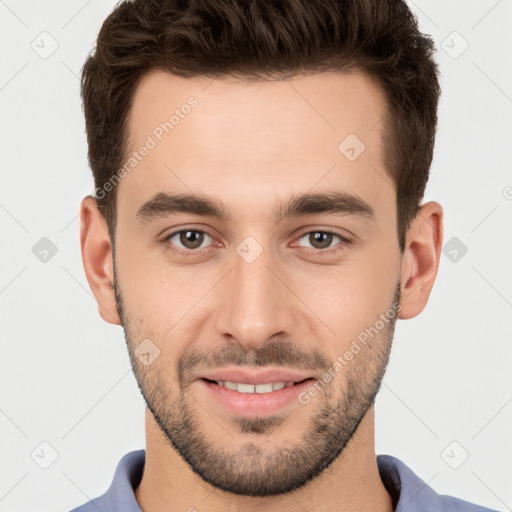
[{"x1": 197, "y1": 367, "x2": 315, "y2": 385}]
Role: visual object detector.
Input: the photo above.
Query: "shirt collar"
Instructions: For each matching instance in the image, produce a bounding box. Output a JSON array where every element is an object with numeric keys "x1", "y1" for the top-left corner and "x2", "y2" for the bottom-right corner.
[{"x1": 78, "y1": 450, "x2": 486, "y2": 512}]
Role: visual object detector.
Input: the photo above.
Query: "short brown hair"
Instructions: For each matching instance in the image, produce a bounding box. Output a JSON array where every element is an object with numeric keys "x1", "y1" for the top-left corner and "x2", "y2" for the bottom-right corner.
[{"x1": 81, "y1": 0, "x2": 441, "y2": 252}]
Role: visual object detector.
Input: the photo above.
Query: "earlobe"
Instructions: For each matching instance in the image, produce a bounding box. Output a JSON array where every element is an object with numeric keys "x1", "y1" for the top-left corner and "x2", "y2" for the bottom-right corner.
[
  {"x1": 80, "y1": 196, "x2": 121, "y2": 325},
  {"x1": 398, "y1": 201, "x2": 444, "y2": 320}
]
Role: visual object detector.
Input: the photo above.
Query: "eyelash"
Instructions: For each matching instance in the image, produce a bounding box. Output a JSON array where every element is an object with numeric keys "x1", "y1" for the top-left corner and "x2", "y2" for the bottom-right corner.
[{"x1": 162, "y1": 228, "x2": 352, "y2": 257}]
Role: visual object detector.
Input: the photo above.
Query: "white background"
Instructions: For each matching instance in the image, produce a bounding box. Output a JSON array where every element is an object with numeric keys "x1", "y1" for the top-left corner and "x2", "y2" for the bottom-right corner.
[{"x1": 0, "y1": 1, "x2": 511, "y2": 511}]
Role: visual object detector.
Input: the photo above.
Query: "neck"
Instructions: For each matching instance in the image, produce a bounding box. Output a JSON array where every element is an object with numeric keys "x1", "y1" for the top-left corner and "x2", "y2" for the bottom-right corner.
[{"x1": 135, "y1": 406, "x2": 394, "y2": 512}]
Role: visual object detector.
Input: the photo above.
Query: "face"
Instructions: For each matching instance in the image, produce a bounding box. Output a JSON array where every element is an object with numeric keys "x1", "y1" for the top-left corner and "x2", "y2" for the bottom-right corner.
[{"x1": 111, "y1": 69, "x2": 405, "y2": 496}]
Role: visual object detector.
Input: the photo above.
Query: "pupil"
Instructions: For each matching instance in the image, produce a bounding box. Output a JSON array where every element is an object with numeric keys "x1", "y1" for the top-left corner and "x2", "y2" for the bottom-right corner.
[
  {"x1": 311, "y1": 232, "x2": 332, "y2": 249},
  {"x1": 181, "y1": 230, "x2": 203, "y2": 249}
]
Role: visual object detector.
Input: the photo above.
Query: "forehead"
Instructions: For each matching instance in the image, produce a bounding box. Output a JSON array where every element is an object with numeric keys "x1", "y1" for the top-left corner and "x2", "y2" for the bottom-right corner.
[{"x1": 120, "y1": 69, "x2": 392, "y2": 222}]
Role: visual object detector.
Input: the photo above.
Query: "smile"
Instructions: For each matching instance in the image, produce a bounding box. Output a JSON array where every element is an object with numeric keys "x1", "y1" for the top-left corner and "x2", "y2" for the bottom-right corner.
[
  {"x1": 199, "y1": 377, "x2": 315, "y2": 417},
  {"x1": 209, "y1": 380, "x2": 298, "y2": 393}
]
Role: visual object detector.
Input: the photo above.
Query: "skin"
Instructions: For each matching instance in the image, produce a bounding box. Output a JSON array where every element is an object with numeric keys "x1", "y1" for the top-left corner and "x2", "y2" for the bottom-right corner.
[{"x1": 80, "y1": 69, "x2": 443, "y2": 512}]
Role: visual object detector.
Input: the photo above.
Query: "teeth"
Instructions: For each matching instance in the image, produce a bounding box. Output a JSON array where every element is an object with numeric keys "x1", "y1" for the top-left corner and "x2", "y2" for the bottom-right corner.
[{"x1": 216, "y1": 381, "x2": 295, "y2": 393}]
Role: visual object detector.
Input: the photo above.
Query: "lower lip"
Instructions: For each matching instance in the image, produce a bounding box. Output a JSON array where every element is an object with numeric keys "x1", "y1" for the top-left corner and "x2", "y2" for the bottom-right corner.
[{"x1": 197, "y1": 378, "x2": 315, "y2": 418}]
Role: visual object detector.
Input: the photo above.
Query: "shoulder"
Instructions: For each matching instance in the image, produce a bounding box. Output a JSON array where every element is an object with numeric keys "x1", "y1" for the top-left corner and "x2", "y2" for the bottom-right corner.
[
  {"x1": 67, "y1": 450, "x2": 145, "y2": 512},
  {"x1": 377, "y1": 454, "x2": 499, "y2": 512},
  {"x1": 69, "y1": 496, "x2": 109, "y2": 512}
]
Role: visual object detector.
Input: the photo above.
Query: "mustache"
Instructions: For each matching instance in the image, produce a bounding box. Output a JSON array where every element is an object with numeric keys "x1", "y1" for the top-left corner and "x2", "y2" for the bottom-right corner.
[{"x1": 177, "y1": 339, "x2": 332, "y2": 386}]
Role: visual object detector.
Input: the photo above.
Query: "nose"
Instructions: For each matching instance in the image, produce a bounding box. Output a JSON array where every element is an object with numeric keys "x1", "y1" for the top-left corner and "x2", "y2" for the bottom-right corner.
[{"x1": 214, "y1": 241, "x2": 296, "y2": 351}]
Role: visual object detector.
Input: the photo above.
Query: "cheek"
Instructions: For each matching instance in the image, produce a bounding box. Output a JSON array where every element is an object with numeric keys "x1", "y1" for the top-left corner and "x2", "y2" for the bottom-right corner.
[
  {"x1": 115, "y1": 242, "x2": 215, "y2": 352},
  {"x1": 297, "y1": 257, "x2": 398, "y2": 348}
]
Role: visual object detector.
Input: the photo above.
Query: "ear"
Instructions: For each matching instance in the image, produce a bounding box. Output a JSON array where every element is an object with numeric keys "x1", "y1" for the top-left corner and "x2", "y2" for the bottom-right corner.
[
  {"x1": 80, "y1": 196, "x2": 121, "y2": 325},
  {"x1": 399, "y1": 201, "x2": 444, "y2": 319}
]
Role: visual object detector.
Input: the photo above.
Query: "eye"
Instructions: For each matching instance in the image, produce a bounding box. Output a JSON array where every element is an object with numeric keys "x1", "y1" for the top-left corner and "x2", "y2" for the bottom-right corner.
[
  {"x1": 296, "y1": 230, "x2": 350, "y2": 252},
  {"x1": 161, "y1": 227, "x2": 351, "y2": 258},
  {"x1": 164, "y1": 229, "x2": 214, "y2": 252}
]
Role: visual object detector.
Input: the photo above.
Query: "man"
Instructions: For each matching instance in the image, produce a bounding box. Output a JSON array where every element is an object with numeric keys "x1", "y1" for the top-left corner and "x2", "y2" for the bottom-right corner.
[{"x1": 72, "y1": 0, "x2": 497, "y2": 510}]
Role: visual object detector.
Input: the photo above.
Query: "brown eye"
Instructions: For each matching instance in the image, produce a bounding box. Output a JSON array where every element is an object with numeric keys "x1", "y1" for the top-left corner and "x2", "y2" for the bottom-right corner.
[
  {"x1": 308, "y1": 232, "x2": 334, "y2": 249},
  {"x1": 165, "y1": 229, "x2": 213, "y2": 251},
  {"x1": 299, "y1": 230, "x2": 351, "y2": 253},
  {"x1": 180, "y1": 230, "x2": 204, "y2": 249},
  {"x1": 301, "y1": 231, "x2": 341, "y2": 249}
]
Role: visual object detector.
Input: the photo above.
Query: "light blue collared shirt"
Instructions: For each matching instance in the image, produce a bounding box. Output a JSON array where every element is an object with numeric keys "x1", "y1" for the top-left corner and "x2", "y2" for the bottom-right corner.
[{"x1": 69, "y1": 450, "x2": 499, "y2": 511}]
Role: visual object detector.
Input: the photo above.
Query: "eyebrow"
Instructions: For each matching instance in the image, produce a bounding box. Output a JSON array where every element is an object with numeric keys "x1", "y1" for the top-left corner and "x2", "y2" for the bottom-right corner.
[{"x1": 136, "y1": 191, "x2": 375, "y2": 224}]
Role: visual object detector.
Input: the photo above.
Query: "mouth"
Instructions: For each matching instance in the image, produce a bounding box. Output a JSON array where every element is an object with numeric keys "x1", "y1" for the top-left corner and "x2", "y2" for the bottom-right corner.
[
  {"x1": 197, "y1": 377, "x2": 317, "y2": 418},
  {"x1": 200, "y1": 377, "x2": 314, "y2": 394}
]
